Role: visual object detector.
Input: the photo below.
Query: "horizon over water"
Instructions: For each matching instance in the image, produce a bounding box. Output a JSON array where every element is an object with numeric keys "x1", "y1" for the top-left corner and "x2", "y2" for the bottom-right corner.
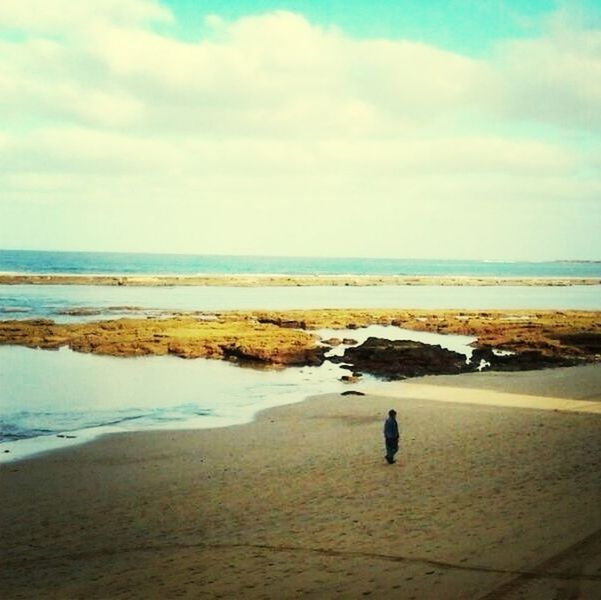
[{"x1": 2, "y1": 248, "x2": 601, "y2": 277}]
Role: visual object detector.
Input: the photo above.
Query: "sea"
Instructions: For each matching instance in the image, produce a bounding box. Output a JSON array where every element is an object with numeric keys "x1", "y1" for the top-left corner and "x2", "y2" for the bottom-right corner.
[
  {"x1": 1, "y1": 249, "x2": 600, "y2": 463},
  {"x1": 3, "y1": 249, "x2": 601, "y2": 278}
]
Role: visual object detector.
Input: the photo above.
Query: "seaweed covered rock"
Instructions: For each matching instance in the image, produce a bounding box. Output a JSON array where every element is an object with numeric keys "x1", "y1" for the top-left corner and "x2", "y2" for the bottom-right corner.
[
  {"x1": 333, "y1": 337, "x2": 469, "y2": 380},
  {"x1": 470, "y1": 347, "x2": 578, "y2": 371}
]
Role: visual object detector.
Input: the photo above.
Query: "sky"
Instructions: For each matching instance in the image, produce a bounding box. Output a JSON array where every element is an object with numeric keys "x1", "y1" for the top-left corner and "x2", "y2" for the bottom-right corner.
[{"x1": 0, "y1": 0, "x2": 599, "y2": 260}]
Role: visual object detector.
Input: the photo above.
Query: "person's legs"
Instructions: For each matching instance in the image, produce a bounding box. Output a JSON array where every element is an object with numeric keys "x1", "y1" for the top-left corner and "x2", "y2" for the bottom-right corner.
[
  {"x1": 385, "y1": 439, "x2": 399, "y2": 465},
  {"x1": 385, "y1": 439, "x2": 397, "y2": 463}
]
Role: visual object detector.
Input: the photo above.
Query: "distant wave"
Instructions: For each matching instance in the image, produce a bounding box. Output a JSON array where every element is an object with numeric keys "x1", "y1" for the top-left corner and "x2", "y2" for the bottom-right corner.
[{"x1": 2, "y1": 249, "x2": 601, "y2": 278}]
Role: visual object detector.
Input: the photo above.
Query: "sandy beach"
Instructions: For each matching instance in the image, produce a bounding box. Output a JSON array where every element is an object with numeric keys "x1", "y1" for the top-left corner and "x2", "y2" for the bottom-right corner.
[
  {"x1": 2, "y1": 365, "x2": 601, "y2": 599},
  {"x1": 3, "y1": 0, "x2": 601, "y2": 596}
]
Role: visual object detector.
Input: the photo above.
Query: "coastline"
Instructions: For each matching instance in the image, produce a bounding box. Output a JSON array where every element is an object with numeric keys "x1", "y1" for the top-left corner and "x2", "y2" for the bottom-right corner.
[
  {"x1": 2, "y1": 272, "x2": 601, "y2": 286},
  {"x1": 2, "y1": 365, "x2": 601, "y2": 598}
]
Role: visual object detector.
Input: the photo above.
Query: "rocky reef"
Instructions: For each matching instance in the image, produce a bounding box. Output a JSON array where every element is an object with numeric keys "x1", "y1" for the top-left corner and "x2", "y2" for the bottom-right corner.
[
  {"x1": 333, "y1": 337, "x2": 580, "y2": 380},
  {"x1": 0, "y1": 309, "x2": 599, "y2": 375},
  {"x1": 332, "y1": 337, "x2": 470, "y2": 379},
  {"x1": 250, "y1": 309, "x2": 601, "y2": 362},
  {"x1": 0, "y1": 317, "x2": 326, "y2": 366},
  {"x1": 1, "y1": 274, "x2": 600, "y2": 287}
]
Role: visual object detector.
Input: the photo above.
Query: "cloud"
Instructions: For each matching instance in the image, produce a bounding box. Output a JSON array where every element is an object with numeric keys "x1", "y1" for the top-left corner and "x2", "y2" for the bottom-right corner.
[
  {"x1": 491, "y1": 10, "x2": 601, "y2": 130},
  {"x1": 0, "y1": 126, "x2": 578, "y2": 183},
  {"x1": 1, "y1": 8, "x2": 490, "y2": 134},
  {"x1": 0, "y1": 2, "x2": 599, "y2": 258},
  {"x1": 1, "y1": 4, "x2": 596, "y2": 139},
  {"x1": 0, "y1": 0, "x2": 171, "y2": 32}
]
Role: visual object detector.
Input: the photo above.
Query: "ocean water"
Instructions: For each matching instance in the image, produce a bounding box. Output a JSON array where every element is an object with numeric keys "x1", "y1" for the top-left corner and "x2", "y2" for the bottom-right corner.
[
  {"x1": 2, "y1": 249, "x2": 601, "y2": 277},
  {"x1": 1, "y1": 249, "x2": 600, "y2": 463},
  {"x1": 0, "y1": 325, "x2": 476, "y2": 463},
  {"x1": 2, "y1": 284, "x2": 601, "y2": 322}
]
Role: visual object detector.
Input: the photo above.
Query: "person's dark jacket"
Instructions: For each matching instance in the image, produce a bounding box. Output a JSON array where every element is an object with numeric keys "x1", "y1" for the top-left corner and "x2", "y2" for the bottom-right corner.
[{"x1": 384, "y1": 416, "x2": 399, "y2": 440}]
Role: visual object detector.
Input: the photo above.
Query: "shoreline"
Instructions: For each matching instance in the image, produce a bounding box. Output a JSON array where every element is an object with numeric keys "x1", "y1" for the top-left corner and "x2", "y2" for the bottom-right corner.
[
  {"x1": 2, "y1": 308, "x2": 600, "y2": 467},
  {"x1": 3, "y1": 365, "x2": 601, "y2": 598},
  {"x1": 5, "y1": 363, "x2": 600, "y2": 467},
  {"x1": 2, "y1": 272, "x2": 601, "y2": 287}
]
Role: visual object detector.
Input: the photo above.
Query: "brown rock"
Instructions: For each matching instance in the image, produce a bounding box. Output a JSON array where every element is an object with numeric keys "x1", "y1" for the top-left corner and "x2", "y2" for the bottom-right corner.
[{"x1": 335, "y1": 337, "x2": 469, "y2": 380}]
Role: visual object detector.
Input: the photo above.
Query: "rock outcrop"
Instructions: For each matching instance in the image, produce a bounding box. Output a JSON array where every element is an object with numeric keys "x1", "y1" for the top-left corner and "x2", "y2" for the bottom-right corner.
[
  {"x1": 3, "y1": 274, "x2": 600, "y2": 287},
  {"x1": 1, "y1": 309, "x2": 599, "y2": 373},
  {"x1": 0, "y1": 317, "x2": 326, "y2": 367},
  {"x1": 469, "y1": 347, "x2": 577, "y2": 371},
  {"x1": 332, "y1": 337, "x2": 470, "y2": 380}
]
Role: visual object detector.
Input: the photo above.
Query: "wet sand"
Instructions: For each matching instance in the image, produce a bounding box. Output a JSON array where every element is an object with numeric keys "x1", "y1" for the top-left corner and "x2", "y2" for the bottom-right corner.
[{"x1": 2, "y1": 365, "x2": 601, "y2": 598}]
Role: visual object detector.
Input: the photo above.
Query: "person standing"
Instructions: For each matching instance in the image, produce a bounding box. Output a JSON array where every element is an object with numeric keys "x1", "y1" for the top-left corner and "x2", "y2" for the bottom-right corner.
[{"x1": 384, "y1": 409, "x2": 399, "y2": 464}]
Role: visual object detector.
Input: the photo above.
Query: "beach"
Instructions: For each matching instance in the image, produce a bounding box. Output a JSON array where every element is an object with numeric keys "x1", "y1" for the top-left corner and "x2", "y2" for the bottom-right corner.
[
  {"x1": 3, "y1": 0, "x2": 601, "y2": 596},
  {"x1": 2, "y1": 364, "x2": 601, "y2": 599}
]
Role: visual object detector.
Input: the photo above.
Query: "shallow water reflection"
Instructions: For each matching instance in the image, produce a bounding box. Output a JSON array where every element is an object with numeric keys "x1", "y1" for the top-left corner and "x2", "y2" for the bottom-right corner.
[
  {"x1": 0, "y1": 325, "x2": 476, "y2": 462},
  {"x1": 1, "y1": 284, "x2": 600, "y2": 323}
]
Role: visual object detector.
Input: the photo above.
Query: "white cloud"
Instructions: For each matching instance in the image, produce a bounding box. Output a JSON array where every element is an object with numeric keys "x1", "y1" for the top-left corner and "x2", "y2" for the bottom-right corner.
[
  {"x1": 0, "y1": 0, "x2": 171, "y2": 32},
  {"x1": 0, "y1": 2, "x2": 599, "y2": 259},
  {"x1": 2, "y1": 5, "x2": 596, "y2": 138},
  {"x1": 0, "y1": 127, "x2": 577, "y2": 181},
  {"x1": 1, "y1": 8, "x2": 490, "y2": 134},
  {"x1": 491, "y1": 11, "x2": 601, "y2": 130}
]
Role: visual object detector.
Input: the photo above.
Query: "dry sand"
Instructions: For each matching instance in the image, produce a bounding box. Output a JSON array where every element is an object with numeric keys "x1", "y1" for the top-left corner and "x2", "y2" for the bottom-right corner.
[{"x1": 2, "y1": 365, "x2": 601, "y2": 599}]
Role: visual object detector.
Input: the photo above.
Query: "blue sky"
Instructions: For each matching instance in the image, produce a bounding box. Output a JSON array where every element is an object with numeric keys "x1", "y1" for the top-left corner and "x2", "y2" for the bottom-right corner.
[
  {"x1": 162, "y1": 0, "x2": 598, "y2": 53},
  {"x1": 0, "y1": 0, "x2": 599, "y2": 260}
]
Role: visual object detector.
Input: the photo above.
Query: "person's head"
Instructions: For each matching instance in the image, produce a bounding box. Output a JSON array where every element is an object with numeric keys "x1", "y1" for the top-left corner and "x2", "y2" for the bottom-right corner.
[{"x1": 388, "y1": 409, "x2": 397, "y2": 418}]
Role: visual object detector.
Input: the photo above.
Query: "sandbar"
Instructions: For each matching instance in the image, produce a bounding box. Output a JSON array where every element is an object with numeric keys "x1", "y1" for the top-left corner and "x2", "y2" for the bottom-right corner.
[
  {"x1": 1, "y1": 273, "x2": 600, "y2": 287},
  {"x1": 2, "y1": 365, "x2": 601, "y2": 598}
]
